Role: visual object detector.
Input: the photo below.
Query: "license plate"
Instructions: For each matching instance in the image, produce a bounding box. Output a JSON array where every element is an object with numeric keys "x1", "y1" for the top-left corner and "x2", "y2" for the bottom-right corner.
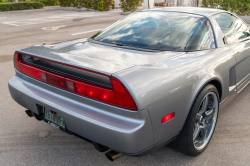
[{"x1": 44, "y1": 108, "x2": 66, "y2": 131}]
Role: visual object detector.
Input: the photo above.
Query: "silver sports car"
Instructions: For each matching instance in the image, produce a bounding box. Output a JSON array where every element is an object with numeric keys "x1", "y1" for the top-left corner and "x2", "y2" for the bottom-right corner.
[{"x1": 8, "y1": 7, "x2": 250, "y2": 160}]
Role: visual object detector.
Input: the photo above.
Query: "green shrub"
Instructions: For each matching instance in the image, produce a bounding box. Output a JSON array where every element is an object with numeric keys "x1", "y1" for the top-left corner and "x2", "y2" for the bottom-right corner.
[
  {"x1": 59, "y1": 0, "x2": 113, "y2": 11},
  {"x1": 36, "y1": 0, "x2": 59, "y2": 6},
  {"x1": 201, "y1": 0, "x2": 250, "y2": 16},
  {"x1": 0, "y1": 2, "x2": 43, "y2": 11},
  {"x1": 58, "y1": 0, "x2": 71, "y2": 7},
  {"x1": 19, "y1": 0, "x2": 59, "y2": 6},
  {"x1": 0, "y1": 0, "x2": 11, "y2": 3},
  {"x1": 88, "y1": 0, "x2": 113, "y2": 11},
  {"x1": 120, "y1": 0, "x2": 144, "y2": 12}
]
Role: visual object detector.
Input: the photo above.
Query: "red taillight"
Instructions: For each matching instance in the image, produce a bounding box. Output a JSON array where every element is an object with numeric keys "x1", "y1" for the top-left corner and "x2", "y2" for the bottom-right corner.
[
  {"x1": 110, "y1": 77, "x2": 137, "y2": 110},
  {"x1": 14, "y1": 52, "x2": 47, "y2": 82},
  {"x1": 161, "y1": 112, "x2": 175, "y2": 123},
  {"x1": 22, "y1": 64, "x2": 41, "y2": 80},
  {"x1": 14, "y1": 52, "x2": 137, "y2": 110},
  {"x1": 47, "y1": 72, "x2": 66, "y2": 89}
]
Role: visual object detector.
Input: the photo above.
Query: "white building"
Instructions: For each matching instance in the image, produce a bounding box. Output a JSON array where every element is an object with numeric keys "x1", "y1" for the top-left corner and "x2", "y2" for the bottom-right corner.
[{"x1": 114, "y1": 0, "x2": 201, "y2": 9}]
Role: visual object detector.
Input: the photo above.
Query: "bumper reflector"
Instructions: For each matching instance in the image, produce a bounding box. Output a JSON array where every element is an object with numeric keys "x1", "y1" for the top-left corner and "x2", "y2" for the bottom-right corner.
[{"x1": 161, "y1": 112, "x2": 175, "y2": 123}]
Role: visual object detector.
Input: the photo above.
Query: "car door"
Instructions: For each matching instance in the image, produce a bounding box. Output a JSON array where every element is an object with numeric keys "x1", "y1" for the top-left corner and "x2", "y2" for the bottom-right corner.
[{"x1": 213, "y1": 12, "x2": 250, "y2": 92}]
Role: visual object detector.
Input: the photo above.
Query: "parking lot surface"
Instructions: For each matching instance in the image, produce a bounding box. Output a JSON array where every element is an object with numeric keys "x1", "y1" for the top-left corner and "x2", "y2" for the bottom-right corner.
[
  {"x1": 0, "y1": 9, "x2": 123, "y2": 57},
  {"x1": 1, "y1": 9, "x2": 250, "y2": 166}
]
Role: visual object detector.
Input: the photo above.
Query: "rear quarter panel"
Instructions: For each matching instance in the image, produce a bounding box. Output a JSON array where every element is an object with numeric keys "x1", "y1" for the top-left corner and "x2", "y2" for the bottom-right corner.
[{"x1": 114, "y1": 47, "x2": 236, "y2": 144}]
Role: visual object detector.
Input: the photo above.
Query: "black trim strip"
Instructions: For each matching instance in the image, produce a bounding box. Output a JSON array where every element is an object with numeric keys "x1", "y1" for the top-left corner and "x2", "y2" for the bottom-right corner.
[{"x1": 21, "y1": 54, "x2": 112, "y2": 88}]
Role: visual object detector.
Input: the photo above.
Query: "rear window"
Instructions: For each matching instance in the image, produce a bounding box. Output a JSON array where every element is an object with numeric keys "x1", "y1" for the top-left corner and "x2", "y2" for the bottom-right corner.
[
  {"x1": 91, "y1": 11, "x2": 216, "y2": 51},
  {"x1": 213, "y1": 12, "x2": 250, "y2": 44}
]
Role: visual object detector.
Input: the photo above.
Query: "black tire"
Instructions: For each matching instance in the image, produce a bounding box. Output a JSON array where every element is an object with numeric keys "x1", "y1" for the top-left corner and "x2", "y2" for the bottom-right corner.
[{"x1": 169, "y1": 84, "x2": 220, "y2": 156}]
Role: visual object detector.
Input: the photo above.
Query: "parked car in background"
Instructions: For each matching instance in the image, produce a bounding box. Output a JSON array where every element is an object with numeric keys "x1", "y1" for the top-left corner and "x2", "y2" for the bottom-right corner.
[{"x1": 8, "y1": 7, "x2": 250, "y2": 161}]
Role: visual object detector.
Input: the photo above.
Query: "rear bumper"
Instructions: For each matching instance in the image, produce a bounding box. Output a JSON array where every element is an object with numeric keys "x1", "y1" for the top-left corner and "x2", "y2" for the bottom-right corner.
[{"x1": 9, "y1": 73, "x2": 156, "y2": 155}]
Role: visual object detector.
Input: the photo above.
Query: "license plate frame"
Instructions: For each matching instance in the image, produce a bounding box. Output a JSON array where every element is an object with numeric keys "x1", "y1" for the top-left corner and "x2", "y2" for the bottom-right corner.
[{"x1": 43, "y1": 108, "x2": 66, "y2": 132}]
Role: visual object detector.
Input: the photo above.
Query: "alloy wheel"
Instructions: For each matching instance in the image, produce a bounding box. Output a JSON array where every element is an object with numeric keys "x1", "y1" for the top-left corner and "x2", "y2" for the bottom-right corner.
[{"x1": 193, "y1": 92, "x2": 218, "y2": 150}]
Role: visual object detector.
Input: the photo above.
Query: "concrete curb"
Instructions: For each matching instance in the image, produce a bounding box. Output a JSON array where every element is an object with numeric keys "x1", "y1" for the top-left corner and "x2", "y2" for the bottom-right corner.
[
  {"x1": 0, "y1": 6, "x2": 95, "y2": 14},
  {"x1": 121, "y1": 11, "x2": 132, "y2": 15},
  {"x1": 120, "y1": 8, "x2": 144, "y2": 15},
  {"x1": 59, "y1": 7, "x2": 95, "y2": 12}
]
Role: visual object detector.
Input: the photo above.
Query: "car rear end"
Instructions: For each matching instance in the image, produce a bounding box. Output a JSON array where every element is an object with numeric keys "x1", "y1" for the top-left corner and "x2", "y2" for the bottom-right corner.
[
  {"x1": 8, "y1": 9, "x2": 216, "y2": 158},
  {"x1": 8, "y1": 51, "x2": 154, "y2": 156}
]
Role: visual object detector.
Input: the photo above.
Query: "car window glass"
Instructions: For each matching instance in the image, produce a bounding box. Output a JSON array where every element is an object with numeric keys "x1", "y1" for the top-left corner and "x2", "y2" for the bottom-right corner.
[
  {"x1": 92, "y1": 12, "x2": 215, "y2": 51},
  {"x1": 213, "y1": 13, "x2": 250, "y2": 44}
]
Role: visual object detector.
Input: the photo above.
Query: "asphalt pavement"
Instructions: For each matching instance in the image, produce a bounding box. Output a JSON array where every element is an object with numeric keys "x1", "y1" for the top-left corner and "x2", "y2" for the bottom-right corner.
[{"x1": 0, "y1": 9, "x2": 250, "y2": 166}]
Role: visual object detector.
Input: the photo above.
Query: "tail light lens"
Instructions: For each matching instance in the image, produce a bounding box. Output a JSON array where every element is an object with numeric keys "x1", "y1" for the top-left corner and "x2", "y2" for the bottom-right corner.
[
  {"x1": 14, "y1": 52, "x2": 137, "y2": 110},
  {"x1": 14, "y1": 53, "x2": 47, "y2": 82},
  {"x1": 111, "y1": 78, "x2": 137, "y2": 109}
]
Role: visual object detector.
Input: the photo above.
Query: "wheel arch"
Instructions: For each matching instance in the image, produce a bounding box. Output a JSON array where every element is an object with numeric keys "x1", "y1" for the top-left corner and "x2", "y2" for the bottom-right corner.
[
  {"x1": 207, "y1": 79, "x2": 222, "y2": 101},
  {"x1": 193, "y1": 78, "x2": 223, "y2": 106},
  {"x1": 180, "y1": 77, "x2": 223, "y2": 132},
  {"x1": 169, "y1": 78, "x2": 221, "y2": 155}
]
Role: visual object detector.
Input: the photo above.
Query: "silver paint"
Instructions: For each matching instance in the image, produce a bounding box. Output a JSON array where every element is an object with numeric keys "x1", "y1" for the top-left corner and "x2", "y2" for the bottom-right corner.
[{"x1": 8, "y1": 7, "x2": 250, "y2": 155}]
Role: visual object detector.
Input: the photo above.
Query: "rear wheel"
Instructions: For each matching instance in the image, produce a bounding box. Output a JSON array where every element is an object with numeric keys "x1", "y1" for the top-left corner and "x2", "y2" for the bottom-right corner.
[{"x1": 169, "y1": 84, "x2": 219, "y2": 156}]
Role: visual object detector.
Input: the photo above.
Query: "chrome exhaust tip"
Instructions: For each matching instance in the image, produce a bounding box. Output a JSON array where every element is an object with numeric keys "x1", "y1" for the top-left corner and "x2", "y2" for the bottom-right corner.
[{"x1": 105, "y1": 151, "x2": 123, "y2": 161}]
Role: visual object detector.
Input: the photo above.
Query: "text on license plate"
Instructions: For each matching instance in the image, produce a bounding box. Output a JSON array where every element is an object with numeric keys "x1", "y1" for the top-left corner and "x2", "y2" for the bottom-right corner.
[{"x1": 44, "y1": 108, "x2": 65, "y2": 129}]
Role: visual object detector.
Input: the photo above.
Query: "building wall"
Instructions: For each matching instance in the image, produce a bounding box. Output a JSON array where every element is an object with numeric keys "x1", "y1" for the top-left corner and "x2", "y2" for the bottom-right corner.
[
  {"x1": 142, "y1": 0, "x2": 155, "y2": 9},
  {"x1": 114, "y1": 0, "x2": 120, "y2": 7},
  {"x1": 154, "y1": 0, "x2": 201, "y2": 7},
  {"x1": 114, "y1": 0, "x2": 201, "y2": 9}
]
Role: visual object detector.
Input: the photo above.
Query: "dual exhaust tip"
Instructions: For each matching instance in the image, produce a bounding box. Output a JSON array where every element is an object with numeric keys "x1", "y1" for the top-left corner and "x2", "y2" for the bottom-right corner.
[{"x1": 25, "y1": 110, "x2": 123, "y2": 161}]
